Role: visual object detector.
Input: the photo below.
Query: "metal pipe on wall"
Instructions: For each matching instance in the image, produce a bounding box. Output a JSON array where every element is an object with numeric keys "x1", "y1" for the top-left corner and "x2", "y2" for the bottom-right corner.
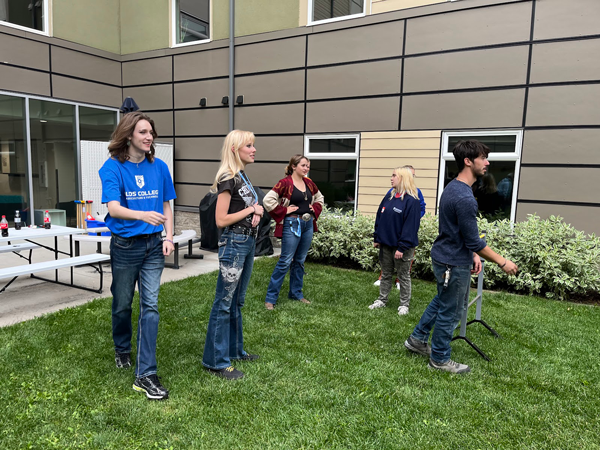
[{"x1": 228, "y1": 0, "x2": 235, "y2": 131}]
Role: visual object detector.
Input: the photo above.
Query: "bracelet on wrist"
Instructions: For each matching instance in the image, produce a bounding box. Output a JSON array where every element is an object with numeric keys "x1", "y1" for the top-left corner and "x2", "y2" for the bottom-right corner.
[
  {"x1": 163, "y1": 238, "x2": 174, "y2": 244},
  {"x1": 499, "y1": 259, "x2": 507, "y2": 268}
]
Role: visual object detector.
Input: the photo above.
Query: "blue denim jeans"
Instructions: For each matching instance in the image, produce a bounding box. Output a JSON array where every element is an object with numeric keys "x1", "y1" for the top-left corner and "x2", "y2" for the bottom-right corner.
[
  {"x1": 265, "y1": 216, "x2": 314, "y2": 305},
  {"x1": 110, "y1": 232, "x2": 165, "y2": 378},
  {"x1": 410, "y1": 259, "x2": 471, "y2": 364},
  {"x1": 202, "y1": 230, "x2": 256, "y2": 370}
]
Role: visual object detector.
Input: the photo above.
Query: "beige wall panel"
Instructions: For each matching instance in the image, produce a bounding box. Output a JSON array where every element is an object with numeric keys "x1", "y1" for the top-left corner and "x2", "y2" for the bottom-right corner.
[
  {"x1": 359, "y1": 175, "x2": 438, "y2": 190},
  {"x1": 361, "y1": 138, "x2": 439, "y2": 150},
  {"x1": 518, "y1": 167, "x2": 600, "y2": 204},
  {"x1": 52, "y1": 47, "x2": 120, "y2": 86},
  {"x1": 402, "y1": 89, "x2": 525, "y2": 130},
  {"x1": 244, "y1": 163, "x2": 289, "y2": 189},
  {"x1": 235, "y1": 104, "x2": 304, "y2": 134},
  {"x1": 0, "y1": 65, "x2": 50, "y2": 97},
  {"x1": 534, "y1": 0, "x2": 600, "y2": 40},
  {"x1": 51, "y1": 75, "x2": 121, "y2": 107},
  {"x1": 404, "y1": 46, "x2": 529, "y2": 93},
  {"x1": 360, "y1": 158, "x2": 439, "y2": 169},
  {"x1": 516, "y1": 203, "x2": 600, "y2": 236},
  {"x1": 123, "y1": 57, "x2": 172, "y2": 86},
  {"x1": 123, "y1": 85, "x2": 172, "y2": 111},
  {"x1": 359, "y1": 169, "x2": 439, "y2": 180},
  {"x1": 150, "y1": 111, "x2": 173, "y2": 137},
  {"x1": 308, "y1": 21, "x2": 404, "y2": 66},
  {"x1": 174, "y1": 48, "x2": 229, "y2": 82},
  {"x1": 175, "y1": 184, "x2": 210, "y2": 207},
  {"x1": 175, "y1": 138, "x2": 225, "y2": 160},
  {"x1": 236, "y1": 37, "x2": 306, "y2": 74},
  {"x1": 235, "y1": 70, "x2": 305, "y2": 104},
  {"x1": 358, "y1": 149, "x2": 440, "y2": 158},
  {"x1": 526, "y1": 85, "x2": 600, "y2": 127},
  {"x1": 307, "y1": 60, "x2": 402, "y2": 100},
  {"x1": 522, "y1": 129, "x2": 600, "y2": 165},
  {"x1": 363, "y1": 130, "x2": 439, "y2": 139},
  {"x1": 405, "y1": 2, "x2": 531, "y2": 54},
  {"x1": 0, "y1": 34, "x2": 48, "y2": 70},
  {"x1": 254, "y1": 136, "x2": 304, "y2": 161},
  {"x1": 530, "y1": 39, "x2": 600, "y2": 84},
  {"x1": 176, "y1": 161, "x2": 220, "y2": 184},
  {"x1": 372, "y1": 0, "x2": 445, "y2": 14},
  {"x1": 306, "y1": 97, "x2": 400, "y2": 133},
  {"x1": 360, "y1": 185, "x2": 437, "y2": 195},
  {"x1": 175, "y1": 109, "x2": 229, "y2": 136},
  {"x1": 174, "y1": 79, "x2": 229, "y2": 109}
]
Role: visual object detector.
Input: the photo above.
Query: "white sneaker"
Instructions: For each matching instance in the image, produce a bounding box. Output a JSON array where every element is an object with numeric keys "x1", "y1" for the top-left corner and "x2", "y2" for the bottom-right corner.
[
  {"x1": 396, "y1": 282, "x2": 400, "y2": 290},
  {"x1": 368, "y1": 300, "x2": 386, "y2": 309},
  {"x1": 374, "y1": 279, "x2": 381, "y2": 286},
  {"x1": 398, "y1": 306, "x2": 409, "y2": 316}
]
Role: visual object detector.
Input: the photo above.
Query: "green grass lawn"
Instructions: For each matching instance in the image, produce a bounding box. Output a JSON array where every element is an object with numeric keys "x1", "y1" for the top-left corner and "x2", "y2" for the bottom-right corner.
[{"x1": 1, "y1": 258, "x2": 599, "y2": 449}]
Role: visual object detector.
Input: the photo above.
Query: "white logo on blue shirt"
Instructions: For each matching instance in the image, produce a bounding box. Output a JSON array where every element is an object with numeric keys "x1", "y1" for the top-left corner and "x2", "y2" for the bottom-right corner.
[
  {"x1": 393, "y1": 207, "x2": 403, "y2": 213},
  {"x1": 135, "y1": 175, "x2": 145, "y2": 188}
]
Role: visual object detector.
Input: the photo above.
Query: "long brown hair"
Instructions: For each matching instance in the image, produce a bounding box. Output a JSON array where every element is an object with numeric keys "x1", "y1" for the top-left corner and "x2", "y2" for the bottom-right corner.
[
  {"x1": 285, "y1": 154, "x2": 309, "y2": 176},
  {"x1": 108, "y1": 112, "x2": 157, "y2": 163}
]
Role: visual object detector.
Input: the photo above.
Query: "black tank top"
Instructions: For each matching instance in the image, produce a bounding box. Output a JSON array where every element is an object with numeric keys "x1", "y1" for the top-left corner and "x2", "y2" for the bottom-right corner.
[{"x1": 288, "y1": 185, "x2": 312, "y2": 216}]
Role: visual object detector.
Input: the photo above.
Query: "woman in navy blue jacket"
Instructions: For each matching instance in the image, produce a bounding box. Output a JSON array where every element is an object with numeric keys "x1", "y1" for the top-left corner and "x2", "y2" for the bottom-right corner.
[{"x1": 369, "y1": 167, "x2": 421, "y2": 315}]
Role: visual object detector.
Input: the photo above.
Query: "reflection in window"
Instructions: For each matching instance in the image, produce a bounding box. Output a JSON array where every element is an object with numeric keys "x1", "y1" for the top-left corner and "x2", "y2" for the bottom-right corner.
[
  {"x1": 176, "y1": 0, "x2": 209, "y2": 44},
  {"x1": 312, "y1": 0, "x2": 364, "y2": 22},
  {"x1": 309, "y1": 138, "x2": 356, "y2": 154},
  {"x1": 79, "y1": 107, "x2": 117, "y2": 141},
  {"x1": 0, "y1": 0, "x2": 44, "y2": 32}
]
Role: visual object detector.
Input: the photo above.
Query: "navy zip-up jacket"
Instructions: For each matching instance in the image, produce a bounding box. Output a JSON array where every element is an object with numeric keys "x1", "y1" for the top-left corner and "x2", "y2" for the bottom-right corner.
[{"x1": 374, "y1": 190, "x2": 421, "y2": 253}]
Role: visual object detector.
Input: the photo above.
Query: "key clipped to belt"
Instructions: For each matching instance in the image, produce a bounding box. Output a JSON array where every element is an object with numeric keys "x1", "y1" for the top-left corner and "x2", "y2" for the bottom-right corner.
[{"x1": 443, "y1": 266, "x2": 451, "y2": 289}]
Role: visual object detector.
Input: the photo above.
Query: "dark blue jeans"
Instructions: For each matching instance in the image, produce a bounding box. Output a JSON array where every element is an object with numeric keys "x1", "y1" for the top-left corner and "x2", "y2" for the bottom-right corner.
[
  {"x1": 202, "y1": 230, "x2": 256, "y2": 370},
  {"x1": 265, "y1": 216, "x2": 314, "y2": 305},
  {"x1": 410, "y1": 260, "x2": 471, "y2": 364},
  {"x1": 110, "y1": 232, "x2": 165, "y2": 378}
]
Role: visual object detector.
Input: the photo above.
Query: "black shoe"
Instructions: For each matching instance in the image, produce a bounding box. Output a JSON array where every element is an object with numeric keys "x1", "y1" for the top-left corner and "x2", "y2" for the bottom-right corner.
[
  {"x1": 404, "y1": 336, "x2": 431, "y2": 357},
  {"x1": 115, "y1": 352, "x2": 131, "y2": 369},
  {"x1": 238, "y1": 353, "x2": 259, "y2": 362},
  {"x1": 206, "y1": 366, "x2": 244, "y2": 380},
  {"x1": 133, "y1": 374, "x2": 169, "y2": 400}
]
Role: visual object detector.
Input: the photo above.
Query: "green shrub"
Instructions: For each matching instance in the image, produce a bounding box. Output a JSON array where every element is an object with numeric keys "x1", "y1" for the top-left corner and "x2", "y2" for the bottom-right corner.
[{"x1": 310, "y1": 209, "x2": 600, "y2": 300}]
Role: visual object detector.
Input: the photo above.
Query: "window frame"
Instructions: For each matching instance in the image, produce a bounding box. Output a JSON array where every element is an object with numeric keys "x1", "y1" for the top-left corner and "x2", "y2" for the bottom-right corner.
[
  {"x1": 0, "y1": 0, "x2": 50, "y2": 36},
  {"x1": 304, "y1": 133, "x2": 361, "y2": 212},
  {"x1": 438, "y1": 129, "x2": 523, "y2": 222},
  {"x1": 307, "y1": 0, "x2": 367, "y2": 26},
  {"x1": 171, "y1": 0, "x2": 211, "y2": 48}
]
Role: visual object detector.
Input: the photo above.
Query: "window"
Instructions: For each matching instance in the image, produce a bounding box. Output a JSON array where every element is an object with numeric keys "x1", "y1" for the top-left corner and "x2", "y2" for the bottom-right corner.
[
  {"x1": 0, "y1": 0, "x2": 48, "y2": 34},
  {"x1": 173, "y1": 0, "x2": 210, "y2": 47},
  {"x1": 308, "y1": 0, "x2": 366, "y2": 25},
  {"x1": 305, "y1": 134, "x2": 360, "y2": 212},
  {"x1": 438, "y1": 130, "x2": 523, "y2": 222}
]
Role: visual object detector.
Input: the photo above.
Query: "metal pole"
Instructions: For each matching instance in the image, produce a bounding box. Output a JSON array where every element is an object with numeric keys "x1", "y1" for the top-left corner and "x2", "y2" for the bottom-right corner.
[{"x1": 228, "y1": 0, "x2": 235, "y2": 131}]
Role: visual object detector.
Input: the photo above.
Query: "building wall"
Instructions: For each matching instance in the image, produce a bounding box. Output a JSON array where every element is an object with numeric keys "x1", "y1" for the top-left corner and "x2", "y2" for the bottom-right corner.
[
  {"x1": 120, "y1": 0, "x2": 170, "y2": 54},
  {"x1": 371, "y1": 0, "x2": 445, "y2": 15}
]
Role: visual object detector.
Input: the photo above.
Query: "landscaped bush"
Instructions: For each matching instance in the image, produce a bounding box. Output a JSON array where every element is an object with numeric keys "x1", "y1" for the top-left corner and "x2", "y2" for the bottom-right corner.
[{"x1": 310, "y1": 208, "x2": 600, "y2": 300}]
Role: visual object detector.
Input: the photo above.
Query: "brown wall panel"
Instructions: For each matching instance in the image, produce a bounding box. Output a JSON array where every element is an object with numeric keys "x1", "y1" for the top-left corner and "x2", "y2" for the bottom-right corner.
[
  {"x1": 174, "y1": 79, "x2": 229, "y2": 108},
  {"x1": 51, "y1": 75, "x2": 121, "y2": 107},
  {"x1": 405, "y1": 2, "x2": 531, "y2": 55},
  {"x1": 244, "y1": 163, "x2": 289, "y2": 189},
  {"x1": 308, "y1": 21, "x2": 403, "y2": 67},
  {"x1": 175, "y1": 109, "x2": 229, "y2": 136},
  {"x1": 150, "y1": 111, "x2": 174, "y2": 136},
  {"x1": 235, "y1": 104, "x2": 304, "y2": 134},
  {"x1": 175, "y1": 137, "x2": 225, "y2": 160},
  {"x1": 404, "y1": 46, "x2": 529, "y2": 93},
  {"x1": 175, "y1": 161, "x2": 220, "y2": 183},
  {"x1": 306, "y1": 97, "x2": 400, "y2": 133},
  {"x1": 235, "y1": 70, "x2": 305, "y2": 104},
  {"x1": 174, "y1": 48, "x2": 229, "y2": 81},
  {"x1": 0, "y1": 65, "x2": 50, "y2": 96},
  {"x1": 0, "y1": 33, "x2": 48, "y2": 70},
  {"x1": 123, "y1": 57, "x2": 172, "y2": 86},
  {"x1": 518, "y1": 167, "x2": 600, "y2": 204},
  {"x1": 123, "y1": 84, "x2": 173, "y2": 111},
  {"x1": 402, "y1": 89, "x2": 525, "y2": 130},
  {"x1": 530, "y1": 39, "x2": 600, "y2": 84},
  {"x1": 175, "y1": 184, "x2": 210, "y2": 207},
  {"x1": 236, "y1": 37, "x2": 305, "y2": 74},
  {"x1": 51, "y1": 47, "x2": 121, "y2": 86},
  {"x1": 254, "y1": 136, "x2": 304, "y2": 161},
  {"x1": 516, "y1": 202, "x2": 600, "y2": 236},
  {"x1": 534, "y1": 0, "x2": 600, "y2": 40},
  {"x1": 526, "y1": 85, "x2": 600, "y2": 127},
  {"x1": 307, "y1": 60, "x2": 402, "y2": 100},
  {"x1": 522, "y1": 129, "x2": 600, "y2": 165}
]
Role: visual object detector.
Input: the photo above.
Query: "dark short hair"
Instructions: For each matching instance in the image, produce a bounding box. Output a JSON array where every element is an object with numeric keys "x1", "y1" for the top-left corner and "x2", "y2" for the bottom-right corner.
[{"x1": 452, "y1": 140, "x2": 490, "y2": 171}]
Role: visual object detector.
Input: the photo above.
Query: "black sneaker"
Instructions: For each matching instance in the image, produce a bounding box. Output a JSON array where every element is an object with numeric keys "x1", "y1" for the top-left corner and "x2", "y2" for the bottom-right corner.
[
  {"x1": 404, "y1": 336, "x2": 431, "y2": 357},
  {"x1": 133, "y1": 374, "x2": 169, "y2": 400},
  {"x1": 115, "y1": 352, "x2": 131, "y2": 369},
  {"x1": 237, "y1": 353, "x2": 259, "y2": 362},
  {"x1": 206, "y1": 366, "x2": 244, "y2": 380}
]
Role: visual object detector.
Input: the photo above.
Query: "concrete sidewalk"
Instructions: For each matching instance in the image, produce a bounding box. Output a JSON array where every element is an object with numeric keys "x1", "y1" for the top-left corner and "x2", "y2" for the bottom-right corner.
[{"x1": 0, "y1": 236, "x2": 277, "y2": 327}]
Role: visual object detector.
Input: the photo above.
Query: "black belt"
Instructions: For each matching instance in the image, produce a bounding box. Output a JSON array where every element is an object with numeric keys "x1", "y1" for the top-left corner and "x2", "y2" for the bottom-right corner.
[
  {"x1": 224, "y1": 225, "x2": 258, "y2": 237},
  {"x1": 112, "y1": 232, "x2": 162, "y2": 240}
]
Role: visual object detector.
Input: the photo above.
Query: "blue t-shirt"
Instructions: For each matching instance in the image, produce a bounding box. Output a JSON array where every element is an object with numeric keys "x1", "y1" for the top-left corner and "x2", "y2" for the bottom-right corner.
[
  {"x1": 99, "y1": 157, "x2": 176, "y2": 238},
  {"x1": 431, "y1": 179, "x2": 486, "y2": 266}
]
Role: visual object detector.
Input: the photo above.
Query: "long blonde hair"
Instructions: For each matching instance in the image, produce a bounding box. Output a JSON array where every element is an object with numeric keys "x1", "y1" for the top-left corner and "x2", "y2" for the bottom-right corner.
[
  {"x1": 390, "y1": 167, "x2": 419, "y2": 200},
  {"x1": 210, "y1": 130, "x2": 256, "y2": 193}
]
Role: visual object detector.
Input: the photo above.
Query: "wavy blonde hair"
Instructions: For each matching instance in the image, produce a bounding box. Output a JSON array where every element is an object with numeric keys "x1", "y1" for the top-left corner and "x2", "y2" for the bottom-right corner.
[
  {"x1": 210, "y1": 130, "x2": 256, "y2": 193},
  {"x1": 390, "y1": 167, "x2": 419, "y2": 200}
]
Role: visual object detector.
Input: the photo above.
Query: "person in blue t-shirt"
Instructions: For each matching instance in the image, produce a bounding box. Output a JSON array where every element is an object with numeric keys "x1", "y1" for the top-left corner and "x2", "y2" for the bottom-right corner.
[
  {"x1": 99, "y1": 112, "x2": 176, "y2": 400},
  {"x1": 369, "y1": 167, "x2": 421, "y2": 315},
  {"x1": 404, "y1": 140, "x2": 518, "y2": 374}
]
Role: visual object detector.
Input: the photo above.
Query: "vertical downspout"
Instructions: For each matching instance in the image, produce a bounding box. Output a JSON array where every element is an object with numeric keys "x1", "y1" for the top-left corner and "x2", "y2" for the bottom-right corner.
[{"x1": 228, "y1": 0, "x2": 235, "y2": 131}]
